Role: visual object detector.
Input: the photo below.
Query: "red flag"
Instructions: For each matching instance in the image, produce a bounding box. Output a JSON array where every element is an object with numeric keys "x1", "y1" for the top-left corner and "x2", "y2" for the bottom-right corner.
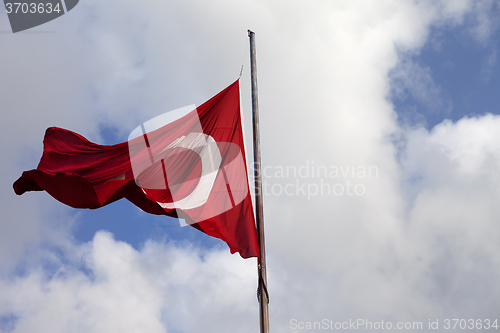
[{"x1": 13, "y1": 80, "x2": 260, "y2": 259}]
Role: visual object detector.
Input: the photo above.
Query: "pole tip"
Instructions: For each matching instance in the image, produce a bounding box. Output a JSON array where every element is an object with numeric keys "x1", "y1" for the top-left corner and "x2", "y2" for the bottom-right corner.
[{"x1": 248, "y1": 29, "x2": 254, "y2": 36}]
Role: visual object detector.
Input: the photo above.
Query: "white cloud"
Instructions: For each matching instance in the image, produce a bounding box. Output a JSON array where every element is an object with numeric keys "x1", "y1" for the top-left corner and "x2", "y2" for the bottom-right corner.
[
  {"x1": 399, "y1": 116, "x2": 500, "y2": 319},
  {"x1": 390, "y1": 59, "x2": 452, "y2": 118},
  {"x1": 468, "y1": 0, "x2": 500, "y2": 43},
  {"x1": 0, "y1": 232, "x2": 166, "y2": 333}
]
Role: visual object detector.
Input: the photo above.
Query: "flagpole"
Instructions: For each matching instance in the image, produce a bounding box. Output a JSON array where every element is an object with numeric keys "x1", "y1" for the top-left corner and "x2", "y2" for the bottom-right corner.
[{"x1": 248, "y1": 29, "x2": 270, "y2": 333}]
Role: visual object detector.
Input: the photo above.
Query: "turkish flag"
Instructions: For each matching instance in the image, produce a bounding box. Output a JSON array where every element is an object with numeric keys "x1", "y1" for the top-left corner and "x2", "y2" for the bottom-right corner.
[{"x1": 13, "y1": 80, "x2": 260, "y2": 259}]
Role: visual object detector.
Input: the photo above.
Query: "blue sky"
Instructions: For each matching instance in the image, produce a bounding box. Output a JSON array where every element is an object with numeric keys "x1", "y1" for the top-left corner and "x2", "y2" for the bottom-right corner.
[
  {"x1": 1, "y1": 1, "x2": 500, "y2": 333},
  {"x1": 72, "y1": 9, "x2": 500, "y2": 254},
  {"x1": 73, "y1": 104, "x2": 229, "y2": 252}
]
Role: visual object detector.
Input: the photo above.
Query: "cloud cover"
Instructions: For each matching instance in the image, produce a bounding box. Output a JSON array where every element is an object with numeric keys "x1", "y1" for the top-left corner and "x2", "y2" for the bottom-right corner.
[{"x1": 1, "y1": 0, "x2": 499, "y2": 332}]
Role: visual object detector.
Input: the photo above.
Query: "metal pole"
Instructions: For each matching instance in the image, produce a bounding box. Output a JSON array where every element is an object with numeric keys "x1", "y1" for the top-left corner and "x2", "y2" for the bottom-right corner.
[{"x1": 248, "y1": 29, "x2": 270, "y2": 333}]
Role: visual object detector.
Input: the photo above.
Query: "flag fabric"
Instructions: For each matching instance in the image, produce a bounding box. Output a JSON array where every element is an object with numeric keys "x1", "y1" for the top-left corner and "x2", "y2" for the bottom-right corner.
[{"x1": 13, "y1": 79, "x2": 260, "y2": 259}]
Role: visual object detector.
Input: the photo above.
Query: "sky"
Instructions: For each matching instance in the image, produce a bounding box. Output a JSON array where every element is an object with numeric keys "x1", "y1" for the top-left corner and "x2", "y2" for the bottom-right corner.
[{"x1": 1, "y1": 0, "x2": 500, "y2": 332}]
